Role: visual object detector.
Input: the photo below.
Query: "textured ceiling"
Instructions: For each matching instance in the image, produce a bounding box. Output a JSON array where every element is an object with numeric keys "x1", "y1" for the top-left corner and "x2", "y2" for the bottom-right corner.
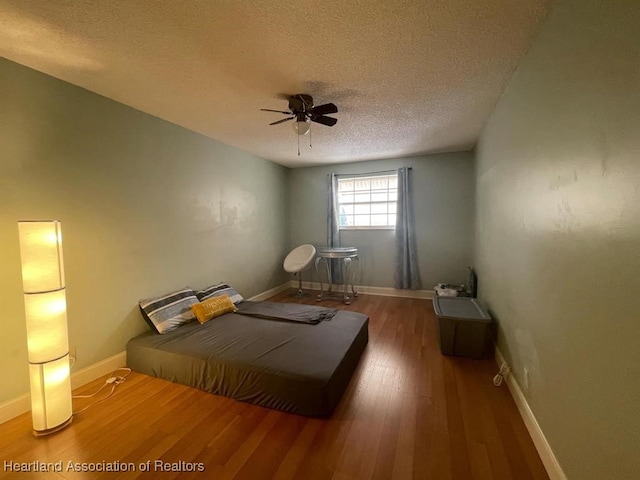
[{"x1": 0, "y1": 0, "x2": 554, "y2": 167}]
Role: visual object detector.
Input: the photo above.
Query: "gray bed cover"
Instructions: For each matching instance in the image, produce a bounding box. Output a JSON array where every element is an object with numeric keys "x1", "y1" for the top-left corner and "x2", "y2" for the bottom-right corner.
[
  {"x1": 126, "y1": 302, "x2": 369, "y2": 416},
  {"x1": 234, "y1": 300, "x2": 338, "y2": 323}
]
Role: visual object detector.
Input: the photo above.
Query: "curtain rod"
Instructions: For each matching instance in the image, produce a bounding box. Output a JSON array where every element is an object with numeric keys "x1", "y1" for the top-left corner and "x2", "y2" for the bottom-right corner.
[{"x1": 330, "y1": 167, "x2": 411, "y2": 178}]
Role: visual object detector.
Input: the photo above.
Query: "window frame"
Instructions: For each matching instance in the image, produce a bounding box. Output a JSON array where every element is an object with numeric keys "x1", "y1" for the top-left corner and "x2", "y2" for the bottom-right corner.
[{"x1": 336, "y1": 172, "x2": 398, "y2": 231}]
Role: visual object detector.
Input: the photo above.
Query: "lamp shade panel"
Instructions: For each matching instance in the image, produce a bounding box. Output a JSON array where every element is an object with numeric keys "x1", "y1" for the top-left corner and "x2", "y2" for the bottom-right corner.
[
  {"x1": 18, "y1": 221, "x2": 65, "y2": 293},
  {"x1": 23, "y1": 289, "x2": 69, "y2": 363},
  {"x1": 29, "y1": 355, "x2": 72, "y2": 432}
]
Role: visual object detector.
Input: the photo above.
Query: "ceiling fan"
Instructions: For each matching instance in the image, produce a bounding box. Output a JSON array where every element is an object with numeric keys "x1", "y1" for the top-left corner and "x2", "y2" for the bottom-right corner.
[{"x1": 261, "y1": 94, "x2": 338, "y2": 137}]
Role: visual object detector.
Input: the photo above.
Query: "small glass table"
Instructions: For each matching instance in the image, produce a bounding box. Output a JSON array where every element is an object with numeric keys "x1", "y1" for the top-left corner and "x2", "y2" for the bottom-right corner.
[{"x1": 315, "y1": 247, "x2": 359, "y2": 304}]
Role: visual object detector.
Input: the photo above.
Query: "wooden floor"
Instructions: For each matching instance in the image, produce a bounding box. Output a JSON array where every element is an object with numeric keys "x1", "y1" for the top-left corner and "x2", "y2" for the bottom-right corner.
[{"x1": 0, "y1": 292, "x2": 549, "y2": 480}]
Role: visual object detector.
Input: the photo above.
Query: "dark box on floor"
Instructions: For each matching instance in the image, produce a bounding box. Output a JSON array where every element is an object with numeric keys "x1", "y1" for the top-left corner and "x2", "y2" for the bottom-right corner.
[{"x1": 433, "y1": 296, "x2": 493, "y2": 359}]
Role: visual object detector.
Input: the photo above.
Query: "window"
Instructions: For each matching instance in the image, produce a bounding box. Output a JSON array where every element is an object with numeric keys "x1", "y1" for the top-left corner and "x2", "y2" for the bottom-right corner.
[{"x1": 337, "y1": 173, "x2": 398, "y2": 229}]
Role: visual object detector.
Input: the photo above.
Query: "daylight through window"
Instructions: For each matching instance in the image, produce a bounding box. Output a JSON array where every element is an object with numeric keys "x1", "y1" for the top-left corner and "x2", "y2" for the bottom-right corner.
[{"x1": 337, "y1": 173, "x2": 398, "y2": 229}]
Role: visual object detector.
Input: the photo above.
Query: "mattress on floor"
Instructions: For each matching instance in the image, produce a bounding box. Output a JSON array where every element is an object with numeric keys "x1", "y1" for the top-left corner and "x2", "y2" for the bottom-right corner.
[{"x1": 126, "y1": 303, "x2": 369, "y2": 416}]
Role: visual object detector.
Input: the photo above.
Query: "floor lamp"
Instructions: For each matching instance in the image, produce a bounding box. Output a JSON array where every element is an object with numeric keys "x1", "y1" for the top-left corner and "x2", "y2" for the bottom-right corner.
[{"x1": 18, "y1": 220, "x2": 73, "y2": 436}]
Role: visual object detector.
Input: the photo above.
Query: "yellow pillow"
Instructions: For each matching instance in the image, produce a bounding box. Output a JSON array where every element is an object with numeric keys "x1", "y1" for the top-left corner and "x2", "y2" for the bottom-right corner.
[{"x1": 191, "y1": 294, "x2": 237, "y2": 324}]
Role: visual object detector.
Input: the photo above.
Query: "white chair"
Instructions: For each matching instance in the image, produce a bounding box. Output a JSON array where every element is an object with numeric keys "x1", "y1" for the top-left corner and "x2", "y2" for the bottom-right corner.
[{"x1": 284, "y1": 244, "x2": 316, "y2": 297}]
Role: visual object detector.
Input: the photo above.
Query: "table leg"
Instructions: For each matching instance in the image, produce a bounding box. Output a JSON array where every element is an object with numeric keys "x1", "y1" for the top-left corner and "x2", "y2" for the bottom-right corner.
[
  {"x1": 351, "y1": 256, "x2": 359, "y2": 297},
  {"x1": 315, "y1": 253, "x2": 358, "y2": 304},
  {"x1": 315, "y1": 256, "x2": 324, "y2": 302},
  {"x1": 342, "y1": 257, "x2": 351, "y2": 304}
]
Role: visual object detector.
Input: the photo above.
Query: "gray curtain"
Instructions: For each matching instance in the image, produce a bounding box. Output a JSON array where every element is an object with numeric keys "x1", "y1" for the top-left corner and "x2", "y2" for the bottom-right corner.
[
  {"x1": 327, "y1": 173, "x2": 343, "y2": 284},
  {"x1": 394, "y1": 167, "x2": 422, "y2": 289}
]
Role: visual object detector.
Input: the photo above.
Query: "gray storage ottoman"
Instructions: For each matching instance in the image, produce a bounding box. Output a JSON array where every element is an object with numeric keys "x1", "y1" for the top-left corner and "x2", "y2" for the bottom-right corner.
[{"x1": 433, "y1": 296, "x2": 493, "y2": 359}]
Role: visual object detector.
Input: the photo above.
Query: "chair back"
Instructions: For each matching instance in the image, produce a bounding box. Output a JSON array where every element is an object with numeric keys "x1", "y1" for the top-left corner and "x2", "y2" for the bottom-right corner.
[{"x1": 284, "y1": 244, "x2": 316, "y2": 273}]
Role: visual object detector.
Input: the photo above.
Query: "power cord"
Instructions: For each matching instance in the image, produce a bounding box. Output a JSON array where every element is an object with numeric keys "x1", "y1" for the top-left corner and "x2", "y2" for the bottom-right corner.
[
  {"x1": 72, "y1": 367, "x2": 132, "y2": 415},
  {"x1": 493, "y1": 362, "x2": 510, "y2": 386}
]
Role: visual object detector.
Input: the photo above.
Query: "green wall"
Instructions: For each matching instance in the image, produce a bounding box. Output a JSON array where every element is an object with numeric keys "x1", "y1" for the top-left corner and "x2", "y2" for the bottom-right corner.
[
  {"x1": 0, "y1": 59, "x2": 290, "y2": 404},
  {"x1": 474, "y1": 1, "x2": 640, "y2": 478},
  {"x1": 289, "y1": 153, "x2": 475, "y2": 289}
]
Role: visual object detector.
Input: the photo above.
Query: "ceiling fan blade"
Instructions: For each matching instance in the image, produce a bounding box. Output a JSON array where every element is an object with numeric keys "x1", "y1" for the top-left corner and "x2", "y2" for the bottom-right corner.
[
  {"x1": 269, "y1": 117, "x2": 294, "y2": 126},
  {"x1": 311, "y1": 115, "x2": 337, "y2": 127},
  {"x1": 297, "y1": 94, "x2": 313, "y2": 109},
  {"x1": 261, "y1": 108, "x2": 292, "y2": 114},
  {"x1": 310, "y1": 103, "x2": 338, "y2": 115}
]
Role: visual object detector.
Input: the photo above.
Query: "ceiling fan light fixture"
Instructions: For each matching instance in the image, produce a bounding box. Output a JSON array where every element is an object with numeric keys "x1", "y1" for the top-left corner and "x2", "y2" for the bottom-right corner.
[{"x1": 292, "y1": 118, "x2": 311, "y2": 136}]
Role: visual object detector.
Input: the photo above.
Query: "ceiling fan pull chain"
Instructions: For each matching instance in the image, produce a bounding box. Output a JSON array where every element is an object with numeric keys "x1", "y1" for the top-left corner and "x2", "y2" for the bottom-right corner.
[
  {"x1": 297, "y1": 133, "x2": 301, "y2": 156},
  {"x1": 309, "y1": 127, "x2": 312, "y2": 150}
]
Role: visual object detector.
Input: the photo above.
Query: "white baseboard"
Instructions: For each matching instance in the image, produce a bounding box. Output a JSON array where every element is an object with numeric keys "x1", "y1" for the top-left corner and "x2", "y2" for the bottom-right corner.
[
  {"x1": 294, "y1": 281, "x2": 434, "y2": 300},
  {"x1": 70, "y1": 351, "x2": 127, "y2": 390},
  {"x1": 0, "y1": 351, "x2": 127, "y2": 426},
  {"x1": 247, "y1": 282, "x2": 292, "y2": 301},
  {"x1": 495, "y1": 348, "x2": 567, "y2": 480},
  {"x1": 0, "y1": 393, "x2": 30, "y2": 426}
]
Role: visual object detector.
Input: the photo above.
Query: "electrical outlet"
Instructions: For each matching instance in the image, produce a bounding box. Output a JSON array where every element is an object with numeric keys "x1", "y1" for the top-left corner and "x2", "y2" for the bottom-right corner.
[
  {"x1": 70, "y1": 345, "x2": 77, "y2": 364},
  {"x1": 523, "y1": 367, "x2": 530, "y2": 390}
]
